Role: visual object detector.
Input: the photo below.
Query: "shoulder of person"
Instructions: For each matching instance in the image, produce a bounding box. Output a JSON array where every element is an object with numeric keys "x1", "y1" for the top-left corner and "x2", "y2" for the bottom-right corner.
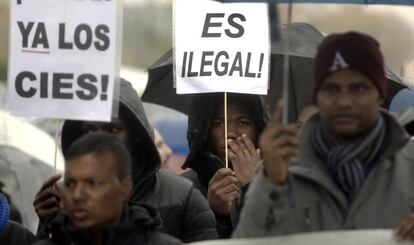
[
  {"x1": 398, "y1": 137, "x2": 414, "y2": 161},
  {"x1": 0, "y1": 221, "x2": 35, "y2": 245},
  {"x1": 156, "y1": 169, "x2": 194, "y2": 190},
  {"x1": 147, "y1": 231, "x2": 182, "y2": 245}
]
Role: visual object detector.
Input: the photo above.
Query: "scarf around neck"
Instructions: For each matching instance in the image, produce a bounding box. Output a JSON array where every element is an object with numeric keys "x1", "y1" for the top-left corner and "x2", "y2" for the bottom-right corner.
[{"x1": 312, "y1": 114, "x2": 387, "y2": 199}]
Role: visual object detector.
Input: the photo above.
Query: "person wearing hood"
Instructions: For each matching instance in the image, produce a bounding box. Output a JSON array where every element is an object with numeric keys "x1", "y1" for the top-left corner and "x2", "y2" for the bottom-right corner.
[
  {"x1": 33, "y1": 132, "x2": 180, "y2": 245},
  {"x1": 181, "y1": 92, "x2": 268, "y2": 238},
  {"x1": 233, "y1": 32, "x2": 414, "y2": 241},
  {"x1": 33, "y1": 79, "x2": 217, "y2": 243}
]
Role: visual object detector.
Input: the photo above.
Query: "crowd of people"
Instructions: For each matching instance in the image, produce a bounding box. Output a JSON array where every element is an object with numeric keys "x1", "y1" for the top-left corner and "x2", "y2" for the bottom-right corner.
[{"x1": 2, "y1": 31, "x2": 414, "y2": 244}]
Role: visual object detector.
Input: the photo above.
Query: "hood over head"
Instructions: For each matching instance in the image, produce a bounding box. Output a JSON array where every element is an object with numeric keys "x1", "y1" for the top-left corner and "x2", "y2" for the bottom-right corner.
[
  {"x1": 61, "y1": 78, "x2": 160, "y2": 200},
  {"x1": 182, "y1": 92, "x2": 269, "y2": 186}
]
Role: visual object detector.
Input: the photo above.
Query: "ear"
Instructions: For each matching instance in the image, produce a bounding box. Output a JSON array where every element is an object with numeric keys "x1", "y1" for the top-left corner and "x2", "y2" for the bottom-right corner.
[{"x1": 120, "y1": 175, "x2": 133, "y2": 201}]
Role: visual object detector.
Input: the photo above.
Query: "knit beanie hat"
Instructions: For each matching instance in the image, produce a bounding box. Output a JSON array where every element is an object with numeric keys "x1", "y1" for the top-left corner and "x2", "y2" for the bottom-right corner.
[{"x1": 313, "y1": 31, "x2": 387, "y2": 99}]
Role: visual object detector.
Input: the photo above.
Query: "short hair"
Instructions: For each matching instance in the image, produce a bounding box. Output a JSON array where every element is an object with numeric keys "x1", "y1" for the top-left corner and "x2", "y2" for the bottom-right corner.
[{"x1": 66, "y1": 132, "x2": 132, "y2": 179}]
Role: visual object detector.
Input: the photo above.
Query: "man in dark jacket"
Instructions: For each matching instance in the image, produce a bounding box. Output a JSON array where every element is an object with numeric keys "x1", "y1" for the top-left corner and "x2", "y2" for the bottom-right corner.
[
  {"x1": 34, "y1": 79, "x2": 217, "y2": 242},
  {"x1": 181, "y1": 92, "x2": 268, "y2": 238},
  {"x1": 234, "y1": 32, "x2": 414, "y2": 240},
  {"x1": 34, "y1": 133, "x2": 180, "y2": 245}
]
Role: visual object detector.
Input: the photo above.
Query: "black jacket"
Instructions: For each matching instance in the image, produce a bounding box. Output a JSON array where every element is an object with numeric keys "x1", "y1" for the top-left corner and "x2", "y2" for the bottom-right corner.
[
  {"x1": 33, "y1": 205, "x2": 181, "y2": 245},
  {"x1": 0, "y1": 221, "x2": 34, "y2": 245},
  {"x1": 181, "y1": 93, "x2": 269, "y2": 238},
  {"x1": 60, "y1": 79, "x2": 217, "y2": 242}
]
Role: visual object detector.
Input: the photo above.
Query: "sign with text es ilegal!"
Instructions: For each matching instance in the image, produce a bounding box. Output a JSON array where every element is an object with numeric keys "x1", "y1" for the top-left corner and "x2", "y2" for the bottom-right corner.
[{"x1": 174, "y1": 0, "x2": 270, "y2": 95}]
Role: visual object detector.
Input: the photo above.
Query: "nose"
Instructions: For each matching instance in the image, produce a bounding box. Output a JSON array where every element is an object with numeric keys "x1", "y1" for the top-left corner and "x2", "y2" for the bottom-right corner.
[
  {"x1": 227, "y1": 122, "x2": 239, "y2": 140},
  {"x1": 335, "y1": 92, "x2": 353, "y2": 109},
  {"x1": 72, "y1": 184, "x2": 86, "y2": 202}
]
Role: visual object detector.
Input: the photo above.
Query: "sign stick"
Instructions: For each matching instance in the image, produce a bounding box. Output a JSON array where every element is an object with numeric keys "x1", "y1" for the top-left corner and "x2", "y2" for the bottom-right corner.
[
  {"x1": 282, "y1": 2, "x2": 293, "y2": 124},
  {"x1": 224, "y1": 92, "x2": 228, "y2": 169},
  {"x1": 53, "y1": 120, "x2": 59, "y2": 173}
]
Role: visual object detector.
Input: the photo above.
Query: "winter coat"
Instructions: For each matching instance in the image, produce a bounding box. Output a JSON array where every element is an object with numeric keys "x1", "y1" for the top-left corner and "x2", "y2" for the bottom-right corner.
[
  {"x1": 59, "y1": 79, "x2": 217, "y2": 242},
  {"x1": 233, "y1": 111, "x2": 414, "y2": 238},
  {"x1": 181, "y1": 93, "x2": 269, "y2": 238},
  {"x1": 0, "y1": 221, "x2": 34, "y2": 245},
  {"x1": 33, "y1": 205, "x2": 181, "y2": 245}
]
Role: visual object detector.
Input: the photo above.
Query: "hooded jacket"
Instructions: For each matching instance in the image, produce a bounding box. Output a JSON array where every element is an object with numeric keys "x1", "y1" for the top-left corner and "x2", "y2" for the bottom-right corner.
[
  {"x1": 233, "y1": 111, "x2": 414, "y2": 238},
  {"x1": 33, "y1": 205, "x2": 181, "y2": 245},
  {"x1": 59, "y1": 79, "x2": 217, "y2": 242},
  {"x1": 181, "y1": 92, "x2": 269, "y2": 238}
]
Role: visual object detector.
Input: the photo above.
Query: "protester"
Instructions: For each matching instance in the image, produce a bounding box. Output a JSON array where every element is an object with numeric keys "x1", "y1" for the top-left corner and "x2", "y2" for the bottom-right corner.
[
  {"x1": 33, "y1": 133, "x2": 181, "y2": 245},
  {"x1": 0, "y1": 193, "x2": 34, "y2": 244},
  {"x1": 33, "y1": 79, "x2": 217, "y2": 243},
  {"x1": 153, "y1": 127, "x2": 173, "y2": 169},
  {"x1": 182, "y1": 92, "x2": 268, "y2": 238},
  {"x1": 233, "y1": 32, "x2": 414, "y2": 240}
]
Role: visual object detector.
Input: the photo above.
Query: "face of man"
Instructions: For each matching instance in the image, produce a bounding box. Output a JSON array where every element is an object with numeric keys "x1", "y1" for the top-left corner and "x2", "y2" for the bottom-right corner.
[
  {"x1": 82, "y1": 116, "x2": 131, "y2": 149},
  {"x1": 316, "y1": 69, "x2": 383, "y2": 143},
  {"x1": 208, "y1": 101, "x2": 257, "y2": 162},
  {"x1": 63, "y1": 152, "x2": 131, "y2": 230}
]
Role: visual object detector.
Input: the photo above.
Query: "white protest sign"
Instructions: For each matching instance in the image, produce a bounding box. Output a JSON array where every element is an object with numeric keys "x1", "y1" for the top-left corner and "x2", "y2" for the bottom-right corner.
[
  {"x1": 8, "y1": 0, "x2": 120, "y2": 121},
  {"x1": 174, "y1": 0, "x2": 269, "y2": 95}
]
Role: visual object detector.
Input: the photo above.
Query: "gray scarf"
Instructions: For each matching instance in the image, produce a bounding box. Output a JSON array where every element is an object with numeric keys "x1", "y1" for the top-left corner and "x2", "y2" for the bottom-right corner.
[{"x1": 312, "y1": 115, "x2": 387, "y2": 198}]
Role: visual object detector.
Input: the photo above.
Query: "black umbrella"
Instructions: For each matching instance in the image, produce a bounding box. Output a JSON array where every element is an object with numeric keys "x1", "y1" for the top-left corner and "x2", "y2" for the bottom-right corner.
[{"x1": 142, "y1": 23, "x2": 407, "y2": 121}]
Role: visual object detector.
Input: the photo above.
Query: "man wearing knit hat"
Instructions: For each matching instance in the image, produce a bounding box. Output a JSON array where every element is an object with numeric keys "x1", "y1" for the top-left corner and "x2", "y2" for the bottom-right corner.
[{"x1": 233, "y1": 31, "x2": 414, "y2": 241}]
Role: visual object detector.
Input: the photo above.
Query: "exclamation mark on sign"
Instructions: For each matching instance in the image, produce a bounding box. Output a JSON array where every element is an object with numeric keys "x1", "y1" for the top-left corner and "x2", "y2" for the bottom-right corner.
[
  {"x1": 257, "y1": 53, "x2": 264, "y2": 78},
  {"x1": 101, "y1": 75, "x2": 109, "y2": 101}
]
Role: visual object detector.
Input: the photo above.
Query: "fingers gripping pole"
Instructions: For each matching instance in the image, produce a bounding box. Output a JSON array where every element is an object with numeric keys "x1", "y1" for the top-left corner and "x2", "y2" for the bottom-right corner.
[{"x1": 224, "y1": 92, "x2": 228, "y2": 169}]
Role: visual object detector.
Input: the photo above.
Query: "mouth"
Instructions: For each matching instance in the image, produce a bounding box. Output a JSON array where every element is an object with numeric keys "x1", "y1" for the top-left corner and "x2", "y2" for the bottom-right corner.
[
  {"x1": 331, "y1": 115, "x2": 357, "y2": 124},
  {"x1": 70, "y1": 208, "x2": 89, "y2": 220}
]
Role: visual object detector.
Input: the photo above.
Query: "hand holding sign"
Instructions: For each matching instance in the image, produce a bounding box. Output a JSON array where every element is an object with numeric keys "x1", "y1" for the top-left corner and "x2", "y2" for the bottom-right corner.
[{"x1": 259, "y1": 101, "x2": 299, "y2": 185}]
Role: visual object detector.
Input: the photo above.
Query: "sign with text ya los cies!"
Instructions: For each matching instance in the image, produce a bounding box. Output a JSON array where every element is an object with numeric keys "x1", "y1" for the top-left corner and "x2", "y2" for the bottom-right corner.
[
  {"x1": 8, "y1": 0, "x2": 120, "y2": 121},
  {"x1": 175, "y1": 0, "x2": 270, "y2": 95}
]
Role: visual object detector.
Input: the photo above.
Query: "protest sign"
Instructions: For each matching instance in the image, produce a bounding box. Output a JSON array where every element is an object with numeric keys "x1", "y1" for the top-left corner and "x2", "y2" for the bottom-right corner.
[
  {"x1": 174, "y1": 0, "x2": 270, "y2": 94},
  {"x1": 8, "y1": 0, "x2": 120, "y2": 121}
]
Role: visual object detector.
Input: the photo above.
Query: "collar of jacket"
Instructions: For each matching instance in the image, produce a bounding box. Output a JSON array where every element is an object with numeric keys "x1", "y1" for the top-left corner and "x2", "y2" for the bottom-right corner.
[
  {"x1": 289, "y1": 109, "x2": 410, "y2": 210},
  {"x1": 47, "y1": 204, "x2": 162, "y2": 244}
]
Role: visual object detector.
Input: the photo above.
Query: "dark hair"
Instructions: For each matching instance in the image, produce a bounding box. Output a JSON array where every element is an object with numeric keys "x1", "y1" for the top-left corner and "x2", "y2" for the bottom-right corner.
[
  {"x1": 213, "y1": 93, "x2": 265, "y2": 143},
  {"x1": 66, "y1": 132, "x2": 132, "y2": 179}
]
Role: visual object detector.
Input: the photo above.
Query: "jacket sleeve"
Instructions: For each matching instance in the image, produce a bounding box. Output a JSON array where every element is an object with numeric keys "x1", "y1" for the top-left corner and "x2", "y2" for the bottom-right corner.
[
  {"x1": 182, "y1": 186, "x2": 218, "y2": 242},
  {"x1": 232, "y1": 165, "x2": 290, "y2": 238}
]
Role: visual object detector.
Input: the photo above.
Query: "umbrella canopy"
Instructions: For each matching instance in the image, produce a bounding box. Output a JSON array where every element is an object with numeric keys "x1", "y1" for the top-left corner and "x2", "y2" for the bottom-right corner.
[
  {"x1": 0, "y1": 110, "x2": 65, "y2": 171},
  {"x1": 142, "y1": 22, "x2": 408, "y2": 121},
  {"x1": 0, "y1": 145, "x2": 54, "y2": 233}
]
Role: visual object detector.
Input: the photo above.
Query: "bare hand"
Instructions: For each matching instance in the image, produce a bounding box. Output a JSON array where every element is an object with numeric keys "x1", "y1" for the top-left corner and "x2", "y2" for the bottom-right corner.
[
  {"x1": 33, "y1": 174, "x2": 62, "y2": 223},
  {"x1": 207, "y1": 168, "x2": 240, "y2": 215},
  {"x1": 259, "y1": 101, "x2": 299, "y2": 185},
  {"x1": 395, "y1": 213, "x2": 414, "y2": 241},
  {"x1": 229, "y1": 134, "x2": 261, "y2": 187}
]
